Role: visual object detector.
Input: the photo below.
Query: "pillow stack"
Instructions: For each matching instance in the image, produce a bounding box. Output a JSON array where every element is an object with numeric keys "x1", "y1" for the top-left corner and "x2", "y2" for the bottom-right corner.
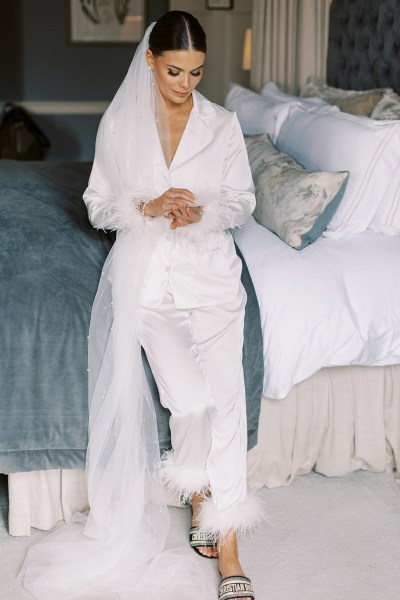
[{"x1": 225, "y1": 80, "x2": 400, "y2": 243}]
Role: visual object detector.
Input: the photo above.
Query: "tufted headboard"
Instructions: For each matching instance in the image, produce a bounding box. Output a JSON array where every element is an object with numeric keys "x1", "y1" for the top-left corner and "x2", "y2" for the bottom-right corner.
[{"x1": 327, "y1": 0, "x2": 400, "y2": 94}]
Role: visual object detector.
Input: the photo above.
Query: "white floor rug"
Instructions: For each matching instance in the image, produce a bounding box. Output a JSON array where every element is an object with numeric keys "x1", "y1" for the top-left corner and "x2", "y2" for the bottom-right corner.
[{"x1": 1, "y1": 470, "x2": 399, "y2": 600}]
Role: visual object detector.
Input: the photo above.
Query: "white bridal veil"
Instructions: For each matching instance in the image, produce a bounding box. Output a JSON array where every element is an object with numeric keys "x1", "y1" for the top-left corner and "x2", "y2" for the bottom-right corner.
[{"x1": 18, "y1": 23, "x2": 205, "y2": 600}]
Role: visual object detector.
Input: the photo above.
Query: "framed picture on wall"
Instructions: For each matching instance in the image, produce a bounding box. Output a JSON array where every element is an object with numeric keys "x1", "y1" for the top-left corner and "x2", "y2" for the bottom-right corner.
[
  {"x1": 68, "y1": 0, "x2": 145, "y2": 44},
  {"x1": 206, "y1": 0, "x2": 234, "y2": 9}
]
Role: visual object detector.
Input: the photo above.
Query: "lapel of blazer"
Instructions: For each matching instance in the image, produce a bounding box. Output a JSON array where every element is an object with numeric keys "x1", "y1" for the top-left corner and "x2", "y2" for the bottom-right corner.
[
  {"x1": 170, "y1": 90, "x2": 215, "y2": 171},
  {"x1": 152, "y1": 91, "x2": 216, "y2": 193},
  {"x1": 167, "y1": 91, "x2": 216, "y2": 193}
]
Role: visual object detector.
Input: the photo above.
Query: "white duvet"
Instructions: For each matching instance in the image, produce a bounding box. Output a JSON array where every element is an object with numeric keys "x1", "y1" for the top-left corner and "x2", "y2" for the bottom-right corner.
[{"x1": 233, "y1": 217, "x2": 400, "y2": 399}]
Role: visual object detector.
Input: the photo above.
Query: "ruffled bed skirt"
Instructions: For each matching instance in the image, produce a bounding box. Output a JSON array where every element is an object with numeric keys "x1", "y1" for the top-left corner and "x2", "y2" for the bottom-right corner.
[
  {"x1": 8, "y1": 364, "x2": 400, "y2": 536},
  {"x1": 247, "y1": 364, "x2": 400, "y2": 489}
]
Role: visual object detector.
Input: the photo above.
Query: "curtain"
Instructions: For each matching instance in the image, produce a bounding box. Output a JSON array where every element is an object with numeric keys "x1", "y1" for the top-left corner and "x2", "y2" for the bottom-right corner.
[{"x1": 250, "y1": 0, "x2": 331, "y2": 94}]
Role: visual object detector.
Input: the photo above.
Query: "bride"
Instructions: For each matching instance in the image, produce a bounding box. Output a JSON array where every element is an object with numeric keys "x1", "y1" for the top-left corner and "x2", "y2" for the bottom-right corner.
[{"x1": 19, "y1": 10, "x2": 263, "y2": 600}]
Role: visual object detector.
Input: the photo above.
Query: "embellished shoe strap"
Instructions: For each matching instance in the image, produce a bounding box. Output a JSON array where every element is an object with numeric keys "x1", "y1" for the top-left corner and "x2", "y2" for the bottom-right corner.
[
  {"x1": 189, "y1": 526, "x2": 217, "y2": 548},
  {"x1": 219, "y1": 575, "x2": 255, "y2": 600}
]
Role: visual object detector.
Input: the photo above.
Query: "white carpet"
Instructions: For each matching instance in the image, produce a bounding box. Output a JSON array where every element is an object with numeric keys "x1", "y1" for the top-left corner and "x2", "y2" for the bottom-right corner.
[{"x1": 1, "y1": 470, "x2": 399, "y2": 600}]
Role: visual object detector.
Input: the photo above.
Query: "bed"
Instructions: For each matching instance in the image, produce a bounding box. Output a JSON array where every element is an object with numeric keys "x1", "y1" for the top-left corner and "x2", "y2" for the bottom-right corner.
[
  {"x1": 3, "y1": 0, "x2": 400, "y2": 536},
  {"x1": 231, "y1": 0, "x2": 400, "y2": 490}
]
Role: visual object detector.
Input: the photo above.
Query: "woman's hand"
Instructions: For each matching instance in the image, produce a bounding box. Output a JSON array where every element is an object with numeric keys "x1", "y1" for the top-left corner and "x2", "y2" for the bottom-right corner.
[
  {"x1": 140, "y1": 188, "x2": 197, "y2": 218},
  {"x1": 164, "y1": 205, "x2": 203, "y2": 229}
]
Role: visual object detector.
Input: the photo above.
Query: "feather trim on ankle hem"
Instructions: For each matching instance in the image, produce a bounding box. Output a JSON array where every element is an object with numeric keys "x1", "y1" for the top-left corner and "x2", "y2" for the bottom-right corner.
[
  {"x1": 159, "y1": 451, "x2": 210, "y2": 503},
  {"x1": 196, "y1": 490, "x2": 266, "y2": 537}
]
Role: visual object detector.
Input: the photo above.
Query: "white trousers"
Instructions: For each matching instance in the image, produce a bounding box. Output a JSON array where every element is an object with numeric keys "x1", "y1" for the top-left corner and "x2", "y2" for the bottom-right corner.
[{"x1": 139, "y1": 287, "x2": 264, "y2": 536}]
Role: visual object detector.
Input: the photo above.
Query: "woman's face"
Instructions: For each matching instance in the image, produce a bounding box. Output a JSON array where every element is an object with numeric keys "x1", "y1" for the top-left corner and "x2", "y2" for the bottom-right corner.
[{"x1": 146, "y1": 49, "x2": 205, "y2": 106}]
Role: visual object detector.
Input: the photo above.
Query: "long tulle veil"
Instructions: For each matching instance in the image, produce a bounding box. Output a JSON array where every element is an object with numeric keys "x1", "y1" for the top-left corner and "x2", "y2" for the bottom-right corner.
[{"x1": 18, "y1": 23, "x2": 205, "y2": 600}]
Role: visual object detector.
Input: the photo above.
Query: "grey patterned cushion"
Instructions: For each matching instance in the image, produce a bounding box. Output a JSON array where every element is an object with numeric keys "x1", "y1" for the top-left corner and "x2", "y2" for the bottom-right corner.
[
  {"x1": 245, "y1": 134, "x2": 349, "y2": 250},
  {"x1": 300, "y1": 76, "x2": 387, "y2": 117},
  {"x1": 371, "y1": 90, "x2": 400, "y2": 120}
]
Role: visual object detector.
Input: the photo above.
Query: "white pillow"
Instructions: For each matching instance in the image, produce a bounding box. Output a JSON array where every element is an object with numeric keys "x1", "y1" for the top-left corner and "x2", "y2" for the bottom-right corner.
[
  {"x1": 224, "y1": 83, "x2": 298, "y2": 141},
  {"x1": 261, "y1": 81, "x2": 329, "y2": 109},
  {"x1": 276, "y1": 105, "x2": 400, "y2": 237},
  {"x1": 370, "y1": 92, "x2": 400, "y2": 234}
]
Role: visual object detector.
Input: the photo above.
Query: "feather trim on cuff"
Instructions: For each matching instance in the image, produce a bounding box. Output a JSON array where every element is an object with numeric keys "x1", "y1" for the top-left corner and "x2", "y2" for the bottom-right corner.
[
  {"x1": 90, "y1": 196, "x2": 164, "y2": 233},
  {"x1": 159, "y1": 450, "x2": 210, "y2": 503},
  {"x1": 196, "y1": 490, "x2": 266, "y2": 537},
  {"x1": 173, "y1": 196, "x2": 239, "y2": 242}
]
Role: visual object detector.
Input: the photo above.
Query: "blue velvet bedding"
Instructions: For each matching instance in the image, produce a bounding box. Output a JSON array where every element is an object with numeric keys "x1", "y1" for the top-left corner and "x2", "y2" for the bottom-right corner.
[{"x1": 0, "y1": 160, "x2": 263, "y2": 474}]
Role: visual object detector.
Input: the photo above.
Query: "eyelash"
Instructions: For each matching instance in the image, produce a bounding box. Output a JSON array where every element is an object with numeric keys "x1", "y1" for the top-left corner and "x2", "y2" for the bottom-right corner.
[{"x1": 167, "y1": 70, "x2": 202, "y2": 77}]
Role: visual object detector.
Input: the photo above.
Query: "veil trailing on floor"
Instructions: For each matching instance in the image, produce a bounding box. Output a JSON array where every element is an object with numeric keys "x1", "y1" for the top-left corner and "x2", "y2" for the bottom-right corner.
[{"x1": 18, "y1": 23, "x2": 204, "y2": 600}]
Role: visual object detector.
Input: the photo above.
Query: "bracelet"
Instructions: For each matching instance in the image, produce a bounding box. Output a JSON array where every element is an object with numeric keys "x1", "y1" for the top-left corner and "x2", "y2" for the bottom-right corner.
[{"x1": 140, "y1": 200, "x2": 156, "y2": 219}]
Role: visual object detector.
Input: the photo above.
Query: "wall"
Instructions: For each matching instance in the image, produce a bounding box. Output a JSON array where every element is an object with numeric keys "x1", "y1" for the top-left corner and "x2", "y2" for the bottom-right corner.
[
  {"x1": 0, "y1": 0, "x2": 168, "y2": 161},
  {"x1": 170, "y1": 0, "x2": 253, "y2": 104},
  {"x1": 0, "y1": 1, "x2": 23, "y2": 100},
  {"x1": 0, "y1": 0, "x2": 252, "y2": 160}
]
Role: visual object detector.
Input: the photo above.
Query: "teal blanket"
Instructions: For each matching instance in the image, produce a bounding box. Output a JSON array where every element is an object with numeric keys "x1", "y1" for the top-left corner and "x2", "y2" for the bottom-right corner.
[{"x1": 0, "y1": 161, "x2": 263, "y2": 474}]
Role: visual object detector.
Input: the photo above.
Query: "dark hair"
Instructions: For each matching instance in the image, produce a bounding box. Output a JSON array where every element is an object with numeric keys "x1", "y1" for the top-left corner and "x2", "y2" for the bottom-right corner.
[{"x1": 149, "y1": 11, "x2": 207, "y2": 56}]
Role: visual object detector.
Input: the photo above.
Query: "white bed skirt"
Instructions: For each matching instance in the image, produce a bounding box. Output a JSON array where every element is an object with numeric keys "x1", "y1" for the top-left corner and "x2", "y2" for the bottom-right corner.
[{"x1": 8, "y1": 365, "x2": 400, "y2": 536}]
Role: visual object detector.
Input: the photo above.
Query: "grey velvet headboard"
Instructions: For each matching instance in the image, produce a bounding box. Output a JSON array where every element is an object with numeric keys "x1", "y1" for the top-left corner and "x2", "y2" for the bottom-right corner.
[{"x1": 327, "y1": 0, "x2": 400, "y2": 94}]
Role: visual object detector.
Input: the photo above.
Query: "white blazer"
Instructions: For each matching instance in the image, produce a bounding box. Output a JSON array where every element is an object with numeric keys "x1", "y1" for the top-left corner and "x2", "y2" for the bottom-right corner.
[{"x1": 84, "y1": 90, "x2": 255, "y2": 308}]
